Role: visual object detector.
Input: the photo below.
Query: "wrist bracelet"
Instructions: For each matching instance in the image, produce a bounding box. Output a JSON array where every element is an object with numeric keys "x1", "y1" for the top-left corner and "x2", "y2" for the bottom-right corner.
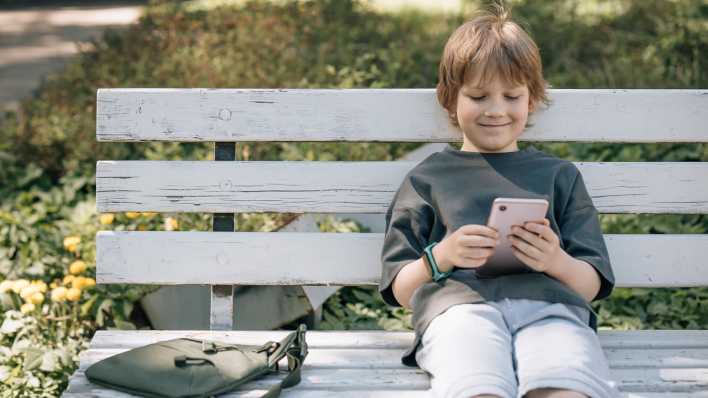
[{"x1": 423, "y1": 242, "x2": 452, "y2": 282}]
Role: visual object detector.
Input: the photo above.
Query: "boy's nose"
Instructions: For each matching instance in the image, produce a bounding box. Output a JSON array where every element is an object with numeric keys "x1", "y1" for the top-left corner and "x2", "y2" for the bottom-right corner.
[
  {"x1": 483, "y1": 101, "x2": 506, "y2": 117},
  {"x1": 483, "y1": 109, "x2": 504, "y2": 117}
]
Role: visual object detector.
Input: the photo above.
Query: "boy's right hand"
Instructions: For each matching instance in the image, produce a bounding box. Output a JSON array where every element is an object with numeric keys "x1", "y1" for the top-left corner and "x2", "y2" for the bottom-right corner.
[{"x1": 432, "y1": 225, "x2": 500, "y2": 273}]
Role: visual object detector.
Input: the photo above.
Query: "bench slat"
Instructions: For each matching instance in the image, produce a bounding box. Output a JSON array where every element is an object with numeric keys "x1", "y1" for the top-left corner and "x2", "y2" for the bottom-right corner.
[
  {"x1": 96, "y1": 161, "x2": 708, "y2": 214},
  {"x1": 62, "y1": 383, "x2": 708, "y2": 398},
  {"x1": 63, "y1": 368, "x2": 708, "y2": 395},
  {"x1": 86, "y1": 330, "x2": 708, "y2": 350},
  {"x1": 96, "y1": 89, "x2": 708, "y2": 142},
  {"x1": 97, "y1": 231, "x2": 708, "y2": 287},
  {"x1": 75, "y1": 347, "x2": 708, "y2": 370},
  {"x1": 63, "y1": 387, "x2": 434, "y2": 398},
  {"x1": 62, "y1": 330, "x2": 708, "y2": 396}
]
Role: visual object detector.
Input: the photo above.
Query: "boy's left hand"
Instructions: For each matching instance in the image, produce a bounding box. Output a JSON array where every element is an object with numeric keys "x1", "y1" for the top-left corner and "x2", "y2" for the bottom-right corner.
[{"x1": 507, "y1": 218, "x2": 566, "y2": 273}]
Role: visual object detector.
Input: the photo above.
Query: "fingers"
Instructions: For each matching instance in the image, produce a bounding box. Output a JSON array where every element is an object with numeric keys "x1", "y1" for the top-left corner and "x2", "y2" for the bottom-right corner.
[
  {"x1": 460, "y1": 224, "x2": 499, "y2": 239},
  {"x1": 508, "y1": 234, "x2": 543, "y2": 261},
  {"x1": 457, "y1": 240, "x2": 498, "y2": 260},
  {"x1": 459, "y1": 234, "x2": 499, "y2": 249},
  {"x1": 511, "y1": 244, "x2": 539, "y2": 267},
  {"x1": 520, "y1": 219, "x2": 555, "y2": 244},
  {"x1": 510, "y1": 224, "x2": 543, "y2": 244}
]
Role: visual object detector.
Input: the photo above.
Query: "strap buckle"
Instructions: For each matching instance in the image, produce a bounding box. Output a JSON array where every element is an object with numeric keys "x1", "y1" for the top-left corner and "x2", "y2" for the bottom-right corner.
[
  {"x1": 174, "y1": 355, "x2": 215, "y2": 367},
  {"x1": 256, "y1": 341, "x2": 280, "y2": 356},
  {"x1": 201, "y1": 341, "x2": 218, "y2": 354}
]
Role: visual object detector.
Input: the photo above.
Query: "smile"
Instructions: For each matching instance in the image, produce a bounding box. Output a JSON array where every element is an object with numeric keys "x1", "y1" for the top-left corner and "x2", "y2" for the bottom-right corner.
[{"x1": 479, "y1": 123, "x2": 511, "y2": 127}]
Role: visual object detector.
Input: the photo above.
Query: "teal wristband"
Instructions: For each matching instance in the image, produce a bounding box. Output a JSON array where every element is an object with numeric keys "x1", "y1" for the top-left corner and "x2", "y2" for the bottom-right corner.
[{"x1": 423, "y1": 242, "x2": 452, "y2": 282}]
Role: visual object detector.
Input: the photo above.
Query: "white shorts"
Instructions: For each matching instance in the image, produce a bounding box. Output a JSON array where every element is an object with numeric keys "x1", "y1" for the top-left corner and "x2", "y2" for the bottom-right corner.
[{"x1": 415, "y1": 298, "x2": 621, "y2": 398}]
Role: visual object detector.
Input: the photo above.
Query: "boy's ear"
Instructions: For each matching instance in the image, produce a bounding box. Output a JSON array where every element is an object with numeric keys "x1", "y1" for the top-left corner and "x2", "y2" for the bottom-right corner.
[{"x1": 528, "y1": 99, "x2": 537, "y2": 113}]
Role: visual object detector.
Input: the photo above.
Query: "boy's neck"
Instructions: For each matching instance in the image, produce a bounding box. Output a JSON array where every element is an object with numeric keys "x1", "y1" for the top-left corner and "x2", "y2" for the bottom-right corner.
[{"x1": 459, "y1": 140, "x2": 520, "y2": 153}]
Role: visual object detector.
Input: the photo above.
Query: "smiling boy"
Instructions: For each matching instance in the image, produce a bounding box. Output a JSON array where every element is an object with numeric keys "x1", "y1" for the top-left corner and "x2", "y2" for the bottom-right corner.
[{"x1": 379, "y1": 4, "x2": 620, "y2": 398}]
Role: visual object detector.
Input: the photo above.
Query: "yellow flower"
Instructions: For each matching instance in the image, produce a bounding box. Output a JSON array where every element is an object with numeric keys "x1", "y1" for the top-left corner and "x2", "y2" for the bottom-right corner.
[
  {"x1": 137, "y1": 225, "x2": 148, "y2": 231},
  {"x1": 141, "y1": 212, "x2": 157, "y2": 218},
  {"x1": 30, "y1": 292, "x2": 44, "y2": 305},
  {"x1": 20, "y1": 285, "x2": 40, "y2": 300},
  {"x1": 126, "y1": 212, "x2": 141, "y2": 219},
  {"x1": 0, "y1": 280, "x2": 14, "y2": 293},
  {"x1": 72, "y1": 276, "x2": 87, "y2": 289},
  {"x1": 75, "y1": 276, "x2": 96, "y2": 289},
  {"x1": 20, "y1": 303, "x2": 35, "y2": 314},
  {"x1": 31, "y1": 280, "x2": 47, "y2": 293},
  {"x1": 63, "y1": 236, "x2": 81, "y2": 250},
  {"x1": 63, "y1": 275, "x2": 75, "y2": 285},
  {"x1": 12, "y1": 279, "x2": 29, "y2": 294},
  {"x1": 66, "y1": 287, "x2": 82, "y2": 302},
  {"x1": 100, "y1": 213, "x2": 115, "y2": 225},
  {"x1": 164, "y1": 217, "x2": 179, "y2": 231},
  {"x1": 50, "y1": 281, "x2": 58, "y2": 289},
  {"x1": 51, "y1": 287, "x2": 68, "y2": 302},
  {"x1": 69, "y1": 260, "x2": 87, "y2": 275}
]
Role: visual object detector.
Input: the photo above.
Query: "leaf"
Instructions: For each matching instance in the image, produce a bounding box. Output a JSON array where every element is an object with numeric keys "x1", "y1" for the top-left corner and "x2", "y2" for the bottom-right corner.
[
  {"x1": 122, "y1": 301, "x2": 134, "y2": 319},
  {"x1": 40, "y1": 351, "x2": 61, "y2": 372},
  {"x1": 57, "y1": 346, "x2": 74, "y2": 367},
  {"x1": 0, "y1": 318, "x2": 24, "y2": 335},
  {"x1": 351, "y1": 288, "x2": 376, "y2": 304},
  {"x1": 95, "y1": 299, "x2": 113, "y2": 327},
  {"x1": 114, "y1": 319, "x2": 137, "y2": 330},
  {"x1": 0, "y1": 292, "x2": 15, "y2": 311},
  {"x1": 26, "y1": 374, "x2": 41, "y2": 388},
  {"x1": 648, "y1": 302, "x2": 669, "y2": 316},
  {"x1": 24, "y1": 261, "x2": 45, "y2": 276},
  {"x1": 11, "y1": 339, "x2": 30, "y2": 355},
  {"x1": 0, "y1": 346, "x2": 11, "y2": 360},
  {"x1": 23, "y1": 347, "x2": 44, "y2": 371},
  {"x1": 71, "y1": 200, "x2": 97, "y2": 225},
  {"x1": 0, "y1": 366, "x2": 10, "y2": 382},
  {"x1": 80, "y1": 295, "x2": 98, "y2": 317}
]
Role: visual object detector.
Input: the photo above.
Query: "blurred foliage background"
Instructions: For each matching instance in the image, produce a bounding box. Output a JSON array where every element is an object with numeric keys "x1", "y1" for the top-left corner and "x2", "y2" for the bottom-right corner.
[{"x1": 0, "y1": 0, "x2": 706, "y2": 395}]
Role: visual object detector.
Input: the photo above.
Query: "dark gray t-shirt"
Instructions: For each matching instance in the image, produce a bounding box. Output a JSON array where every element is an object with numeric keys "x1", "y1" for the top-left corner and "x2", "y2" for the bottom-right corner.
[{"x1": 379, "y1": 144, "x2": 615, "y2": 367}]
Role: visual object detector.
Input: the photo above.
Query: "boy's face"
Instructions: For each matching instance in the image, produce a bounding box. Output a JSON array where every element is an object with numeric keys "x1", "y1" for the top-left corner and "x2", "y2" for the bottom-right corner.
[{"x1": 455, "y1": 73, "x2": 535, "y2": 153}]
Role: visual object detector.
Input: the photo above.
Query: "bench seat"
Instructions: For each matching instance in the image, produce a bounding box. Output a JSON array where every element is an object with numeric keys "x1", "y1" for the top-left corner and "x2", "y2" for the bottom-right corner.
[{"x1": 63, "y1": 329, "x2": 708, "y2": 397}]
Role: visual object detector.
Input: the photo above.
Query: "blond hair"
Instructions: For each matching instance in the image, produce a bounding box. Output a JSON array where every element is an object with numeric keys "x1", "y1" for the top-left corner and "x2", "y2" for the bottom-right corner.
[{"x1": 436, "y1": 2, "x2": 550, "y2": 128}]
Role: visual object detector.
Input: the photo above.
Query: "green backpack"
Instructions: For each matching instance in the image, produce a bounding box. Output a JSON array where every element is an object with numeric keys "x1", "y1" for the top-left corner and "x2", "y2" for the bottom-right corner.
[{"x1": 85, "y1": 324, "x2": 308, "y2": 398}]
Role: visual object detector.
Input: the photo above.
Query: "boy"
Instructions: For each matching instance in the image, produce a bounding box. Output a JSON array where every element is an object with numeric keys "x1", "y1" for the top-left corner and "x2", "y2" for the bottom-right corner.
[{"x1": 378, "y1": 4, "x2": 621, "y2": 398}]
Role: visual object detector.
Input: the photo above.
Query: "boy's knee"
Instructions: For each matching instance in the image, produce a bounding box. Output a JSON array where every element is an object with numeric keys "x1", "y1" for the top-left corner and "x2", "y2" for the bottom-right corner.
[{"x1": 525, "y1": 388, "x2": 589, "y2": 398}]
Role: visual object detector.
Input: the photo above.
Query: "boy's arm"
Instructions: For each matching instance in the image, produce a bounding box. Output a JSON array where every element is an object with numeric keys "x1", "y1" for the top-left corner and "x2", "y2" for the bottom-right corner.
[
  {"x1": 546, "y1": 165, "x2": 615, "y2": 302},
  {"x1": 391, "y1": 257, "x2": 431, "y2": 310},
  {"x1": 544, "y1": 250, "x2": 601, "y2": 303},
  {"x1": 391, "y1": 244, "x2": 451, "y2": 309}
]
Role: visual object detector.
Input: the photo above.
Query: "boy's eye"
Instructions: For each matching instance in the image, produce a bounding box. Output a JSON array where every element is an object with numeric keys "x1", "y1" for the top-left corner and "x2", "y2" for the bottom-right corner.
[{"x1": 467, "y1": 95, "x2": 521, "y2": 101}]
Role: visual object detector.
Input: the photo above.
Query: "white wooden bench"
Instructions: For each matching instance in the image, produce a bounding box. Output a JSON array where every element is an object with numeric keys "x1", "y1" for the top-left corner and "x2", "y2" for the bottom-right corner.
[{"x1": 63, "y1": 88, "x2": 708, "y2": 397}]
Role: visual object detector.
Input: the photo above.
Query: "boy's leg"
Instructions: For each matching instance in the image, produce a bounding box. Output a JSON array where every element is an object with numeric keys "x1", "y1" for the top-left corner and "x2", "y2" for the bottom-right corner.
[
  {"x1": 509, "y1": 300, "x2": 621, "y2": 398},
  {"x1": 415, "y1": 303, "x2": 517, "y2": 398},
  {"x1": 524, "y1": 388, "x2": 588, "y2": 398}
]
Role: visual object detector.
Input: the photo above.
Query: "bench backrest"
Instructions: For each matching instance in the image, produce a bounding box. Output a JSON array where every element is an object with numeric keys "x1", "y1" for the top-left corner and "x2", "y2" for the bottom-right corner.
[{"x1": 95, "y1": 88, "x2": 708, "y2": 330}]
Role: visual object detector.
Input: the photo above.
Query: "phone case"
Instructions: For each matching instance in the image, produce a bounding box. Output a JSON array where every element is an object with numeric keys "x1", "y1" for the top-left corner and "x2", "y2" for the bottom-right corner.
[{"x1": 475, "y1": 198, "x2": 549, "y2": 278}]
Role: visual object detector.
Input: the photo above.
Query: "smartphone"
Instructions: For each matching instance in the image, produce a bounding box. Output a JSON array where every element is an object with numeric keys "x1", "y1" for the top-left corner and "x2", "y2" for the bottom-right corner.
[{"x1": 474, "y1": 197, "x2": 549, "y2": 278}]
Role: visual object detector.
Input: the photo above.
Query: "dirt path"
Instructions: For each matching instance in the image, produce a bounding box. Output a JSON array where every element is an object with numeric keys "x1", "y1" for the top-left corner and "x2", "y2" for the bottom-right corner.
[{"x1": 0, "y1": 1, "x2": 146, "y2": 120}]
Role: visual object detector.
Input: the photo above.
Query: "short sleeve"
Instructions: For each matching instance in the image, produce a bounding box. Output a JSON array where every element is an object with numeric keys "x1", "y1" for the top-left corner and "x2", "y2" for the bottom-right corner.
[
  {"x1": 379, "y1": 177, "x2": 433, "y2": 307},
  {"x1": 559, "y1": 168, "x2": 615, "y2": 301}
]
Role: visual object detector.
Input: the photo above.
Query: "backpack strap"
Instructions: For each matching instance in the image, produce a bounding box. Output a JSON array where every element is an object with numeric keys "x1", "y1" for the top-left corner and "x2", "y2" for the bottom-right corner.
[{"x1": 261, "y1": 323, "x2": 308, "y2": 398}]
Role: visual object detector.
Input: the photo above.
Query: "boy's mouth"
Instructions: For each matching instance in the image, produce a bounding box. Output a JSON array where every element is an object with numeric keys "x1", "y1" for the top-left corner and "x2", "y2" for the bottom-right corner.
[{"x1": 479, "y1": 123, "x2": 511, "y2": 127}]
